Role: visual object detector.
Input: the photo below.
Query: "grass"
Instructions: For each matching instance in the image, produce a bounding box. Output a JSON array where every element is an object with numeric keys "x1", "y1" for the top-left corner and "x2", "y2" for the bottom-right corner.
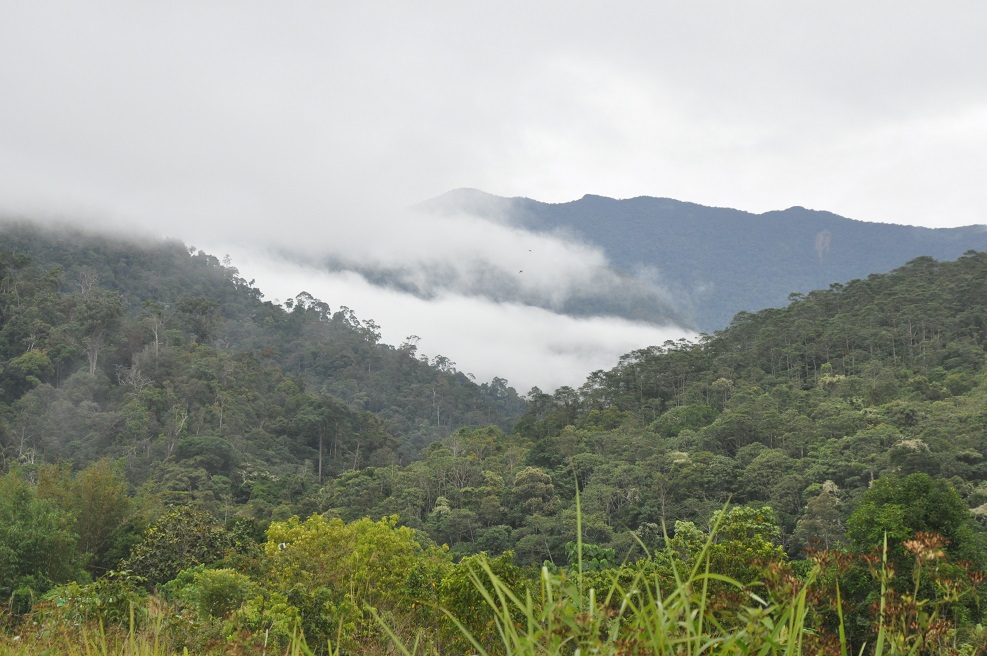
[
  {"x1": 374, "y1": 498, "x2": 971, "y2": 655},
  {"x1": 376, "y1": 497, "x2": 824, "y2": 655},
  {"x1": 4, "y1": 500, "x2": 978, "y2": 654},
  {"x1": 0, "y1": 550, "x2": 961, "y2": 656}
]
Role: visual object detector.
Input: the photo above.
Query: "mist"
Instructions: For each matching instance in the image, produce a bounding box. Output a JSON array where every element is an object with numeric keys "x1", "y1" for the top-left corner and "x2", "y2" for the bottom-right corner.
[
  {"x1": 2, "y1": 2, "x2": 985, "y2": 390},
  {"x1": 205, "y1": 211, "x2": 696, "y2": 392}
]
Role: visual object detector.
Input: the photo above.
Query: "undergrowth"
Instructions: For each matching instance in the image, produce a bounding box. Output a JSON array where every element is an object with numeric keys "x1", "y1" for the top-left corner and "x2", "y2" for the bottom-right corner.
[{"x1": 3, "y1": 501, "x2": 984, "y2": 655}]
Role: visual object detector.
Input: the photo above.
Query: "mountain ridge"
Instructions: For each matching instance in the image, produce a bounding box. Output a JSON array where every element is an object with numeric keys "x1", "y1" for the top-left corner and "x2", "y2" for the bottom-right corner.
[
  {"x1": 437, "y1": 187, "x2": 987, "y2": 229},
  {"x1": 420, "y1": 189, "x2": 987, "y2": 331}
]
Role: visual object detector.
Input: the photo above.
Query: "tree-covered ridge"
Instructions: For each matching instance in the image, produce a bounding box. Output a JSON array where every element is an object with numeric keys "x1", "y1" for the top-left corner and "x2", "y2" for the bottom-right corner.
[
  {"x1": 6, "y1": 225, "x2": 984, "y2": 565},
  {"x1": 0, "y1": 221, "x2": 524, "y2": 501},
  {"x1": 511, "y1": 251, "x2": 987, "y2": 544}
]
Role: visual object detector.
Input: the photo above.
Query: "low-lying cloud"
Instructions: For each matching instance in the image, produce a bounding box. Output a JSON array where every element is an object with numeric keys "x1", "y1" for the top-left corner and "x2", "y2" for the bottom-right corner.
[
  {"x1": 293, "y1": 203, "x2": 687, "y2": 326},
  {"x1": 206, "y1": 246, "x2": 696, "y2": 392},
  {"x1": 195, "y1": 198, "x2": 696, "y2": 392}
]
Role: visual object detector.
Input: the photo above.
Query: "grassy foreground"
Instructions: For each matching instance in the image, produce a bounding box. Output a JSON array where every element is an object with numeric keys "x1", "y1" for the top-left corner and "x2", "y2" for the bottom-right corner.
[{"x1": 4, "y1": 514, "x2": 984, "y2": 656}]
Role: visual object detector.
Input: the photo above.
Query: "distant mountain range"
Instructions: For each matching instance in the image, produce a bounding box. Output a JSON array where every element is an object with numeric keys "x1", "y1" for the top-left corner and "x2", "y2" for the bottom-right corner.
[{"x1": 421, "y1": 189, "x2": 987, "y2": 332}]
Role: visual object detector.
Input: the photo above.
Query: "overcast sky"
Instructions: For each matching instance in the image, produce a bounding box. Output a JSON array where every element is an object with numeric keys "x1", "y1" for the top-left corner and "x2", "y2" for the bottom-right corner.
[{"x1": 1, "y1": 2, "x2": 985, "y2": 391}]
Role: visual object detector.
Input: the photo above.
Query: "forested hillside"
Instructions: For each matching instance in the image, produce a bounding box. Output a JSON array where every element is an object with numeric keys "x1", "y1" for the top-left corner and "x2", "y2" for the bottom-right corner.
[
  {"x1": 3, "y1": 221, "x2": 987, "y2": 654},
  {"x1": 0, "y1": 221, "x2": 524, "y2": 501},
  {"x1": 300, "y1": 250, "x2": 987, "y2": 563},
  {"x1": 517, "y1": 251, "x2": 987, "y2": 537}
]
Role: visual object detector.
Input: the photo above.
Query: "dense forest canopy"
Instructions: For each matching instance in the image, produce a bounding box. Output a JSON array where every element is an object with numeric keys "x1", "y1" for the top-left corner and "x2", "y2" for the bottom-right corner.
[
  {"x1": 3, "y1": 218, "x2": 987, "y2": 654},
  {"x1": 0, "y1": 221, "x2": 524, "y2": 490}
]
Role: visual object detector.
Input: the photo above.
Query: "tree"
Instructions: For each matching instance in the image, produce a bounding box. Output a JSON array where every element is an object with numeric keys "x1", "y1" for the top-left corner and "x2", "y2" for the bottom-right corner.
[
  {"x1": 791, "y1": 484, "x2": 844, "y2": 552},
  {"x1": 0, "y1": 468, "x2": 83, "y2": 598},
  {"x1": 438, "y1": 551, "x2": 528, "y2": 653},
  {"x1": 37, "y1": 459, "x2": 132, "y2": 575},
  {"x1": 163, "y1": 565, "x2": 255, "y2": 619},
  {"x1": 264, "y1": 514, "x2": 447, "y2": 652},
  {"x1": 176, "y1": 296, "x2": 221, "y2": 344},
  {"x1": 1, "y1": 349, "x2": 54, "y2": 399},
  {"x1": 123, "y1": 506, "x2": 230, "y2": 586},
  {"x1": 74, "y1": 288, "x2": 123, "y2": 375},
  {"x1": 141, "y1": 300, "x2": 168, "y2": 358},
  {"x1": 847, "y1": 473, "x2": 985, "y2": 567},
  {"x1": 510, "y1": 466, "x2": 557, "y2": 517},
  {"x1": 665, "y1": 504, "x2": 786, "y2": 588}
]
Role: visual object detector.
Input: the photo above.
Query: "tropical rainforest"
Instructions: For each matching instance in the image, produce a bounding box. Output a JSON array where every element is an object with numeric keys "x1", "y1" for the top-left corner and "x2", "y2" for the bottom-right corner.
[{"x1": 2, "y1": 219, "x2": 987, "y2": 654}]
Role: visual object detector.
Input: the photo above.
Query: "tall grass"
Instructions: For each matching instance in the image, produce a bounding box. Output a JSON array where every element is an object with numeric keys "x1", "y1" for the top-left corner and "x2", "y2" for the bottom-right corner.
[
  {"x1": 4, "y1": 505, "x2": 977, "y2": 654},
  {"x1": 1, "y1": 547, "x2": 965, "y2": 656},
  {"x1": 376, "y1": 500, "x2": 972, "y2": 655},
  {"x1": 376, "y1": 497, "x2": 818, "y2": 655}
]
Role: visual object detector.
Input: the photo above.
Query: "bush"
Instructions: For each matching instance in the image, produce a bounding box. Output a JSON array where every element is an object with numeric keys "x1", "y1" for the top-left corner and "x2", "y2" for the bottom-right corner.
[
  {"x1": 38, "y1": 571, "x2": 148, "y2": 630},
  {"x1": 122, "y1": 506, "x2": 230, "y2": 586},
  {"x1": 162, "y1": 565, "x2": 254, "y2": 619}
]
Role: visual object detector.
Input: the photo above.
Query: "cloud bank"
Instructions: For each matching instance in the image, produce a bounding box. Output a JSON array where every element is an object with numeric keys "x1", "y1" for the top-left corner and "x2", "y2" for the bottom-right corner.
[{"x1": 208, "y1": 247, "x2": 694, "y2": 392}]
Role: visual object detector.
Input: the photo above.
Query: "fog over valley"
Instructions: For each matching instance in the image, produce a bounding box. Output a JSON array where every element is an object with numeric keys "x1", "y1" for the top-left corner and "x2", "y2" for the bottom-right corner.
[
  {"x1": 2, "y1": 1, "x2": 986, "y2": 391},
  {"x1": 202, "y1": 204, "x2": 696, "y2": 392}
]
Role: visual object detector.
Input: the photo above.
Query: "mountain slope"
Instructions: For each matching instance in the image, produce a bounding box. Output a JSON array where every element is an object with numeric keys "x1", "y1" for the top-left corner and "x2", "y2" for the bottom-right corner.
[
  {"x1": 0, "y1": 221, "x2": 526, "y2": 485},
  {"x1": 423, "y1": 189, "x2": 987, "y2": 331}
]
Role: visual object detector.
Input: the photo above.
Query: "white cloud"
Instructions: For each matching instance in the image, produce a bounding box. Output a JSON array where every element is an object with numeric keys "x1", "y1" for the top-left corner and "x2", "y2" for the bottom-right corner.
[{"x1": 208, "y1": 246, "x2": 695, "y2": 392}]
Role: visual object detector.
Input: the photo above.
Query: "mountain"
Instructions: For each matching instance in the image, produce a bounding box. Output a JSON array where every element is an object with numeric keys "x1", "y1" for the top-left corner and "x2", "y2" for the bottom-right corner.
[
  {"x1": 421, "y1": 189, "x2": 987, "y2": 331},
  {"x1": 0, "y1": 221, "x2": 526, "y2": 489}
]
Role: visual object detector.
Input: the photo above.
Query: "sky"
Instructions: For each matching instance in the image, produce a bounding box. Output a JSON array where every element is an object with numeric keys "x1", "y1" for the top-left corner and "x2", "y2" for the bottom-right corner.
[{"x1": 1, "y1": 2, "x2": 986, "y2": 391}]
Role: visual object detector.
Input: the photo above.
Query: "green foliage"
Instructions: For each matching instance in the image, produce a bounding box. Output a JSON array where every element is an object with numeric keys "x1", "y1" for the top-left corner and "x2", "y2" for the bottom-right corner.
[
  {"x1": 437, "y1": 551, "x2": 530, "y2": 652},
  {"x1": 122, "y1": 506, "x2": 230, "y2": 587},
  {"x1": 36, "y1": 459, "x2": 133, "y2": 575},
  {"x1": 0, "y1": 468, "x2": 83, "y2": 599},
  {"x1": 0, "y1": 223, "x2": 525, "y2": 494},
  {"x1": 791, "y1": 485, "x2": 844, "y2": 551},
  {"x1": 379, "y1": 507, "x2": 810, "y2": 655},
  {"x1": 564, "y1": 541, "x2": 615, "y2": 572},
  {"x1": 264, "y1": 513, "x2": 448, "y2": 652},
  {"x1": 39, "y1": 570, "x2": 148, "y2": 629},
  {"x1": 664, "y1": 505, "x2": 787, "y2": 589},
  {"x1": 2, "y1": 349, "x2": 54, "y2": 397},
  {"x1": 174, "y1": 435, "x2": 235, "y2": 475},
  {"x1": 650, "y1": 403, "x2": 718, "y2": 437},
  {"x1": 0, "y1": 509, "x2": 985, "y2": 655},
  {"x1": 847, "y1": 473, "x2": 986, "y2": 567},
  {"x1": 162, "y1": 565, "x2": 254, "y2": 618},
  {"x1": 5, "y1": 222, "x2": 987, "y2": 653}
]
